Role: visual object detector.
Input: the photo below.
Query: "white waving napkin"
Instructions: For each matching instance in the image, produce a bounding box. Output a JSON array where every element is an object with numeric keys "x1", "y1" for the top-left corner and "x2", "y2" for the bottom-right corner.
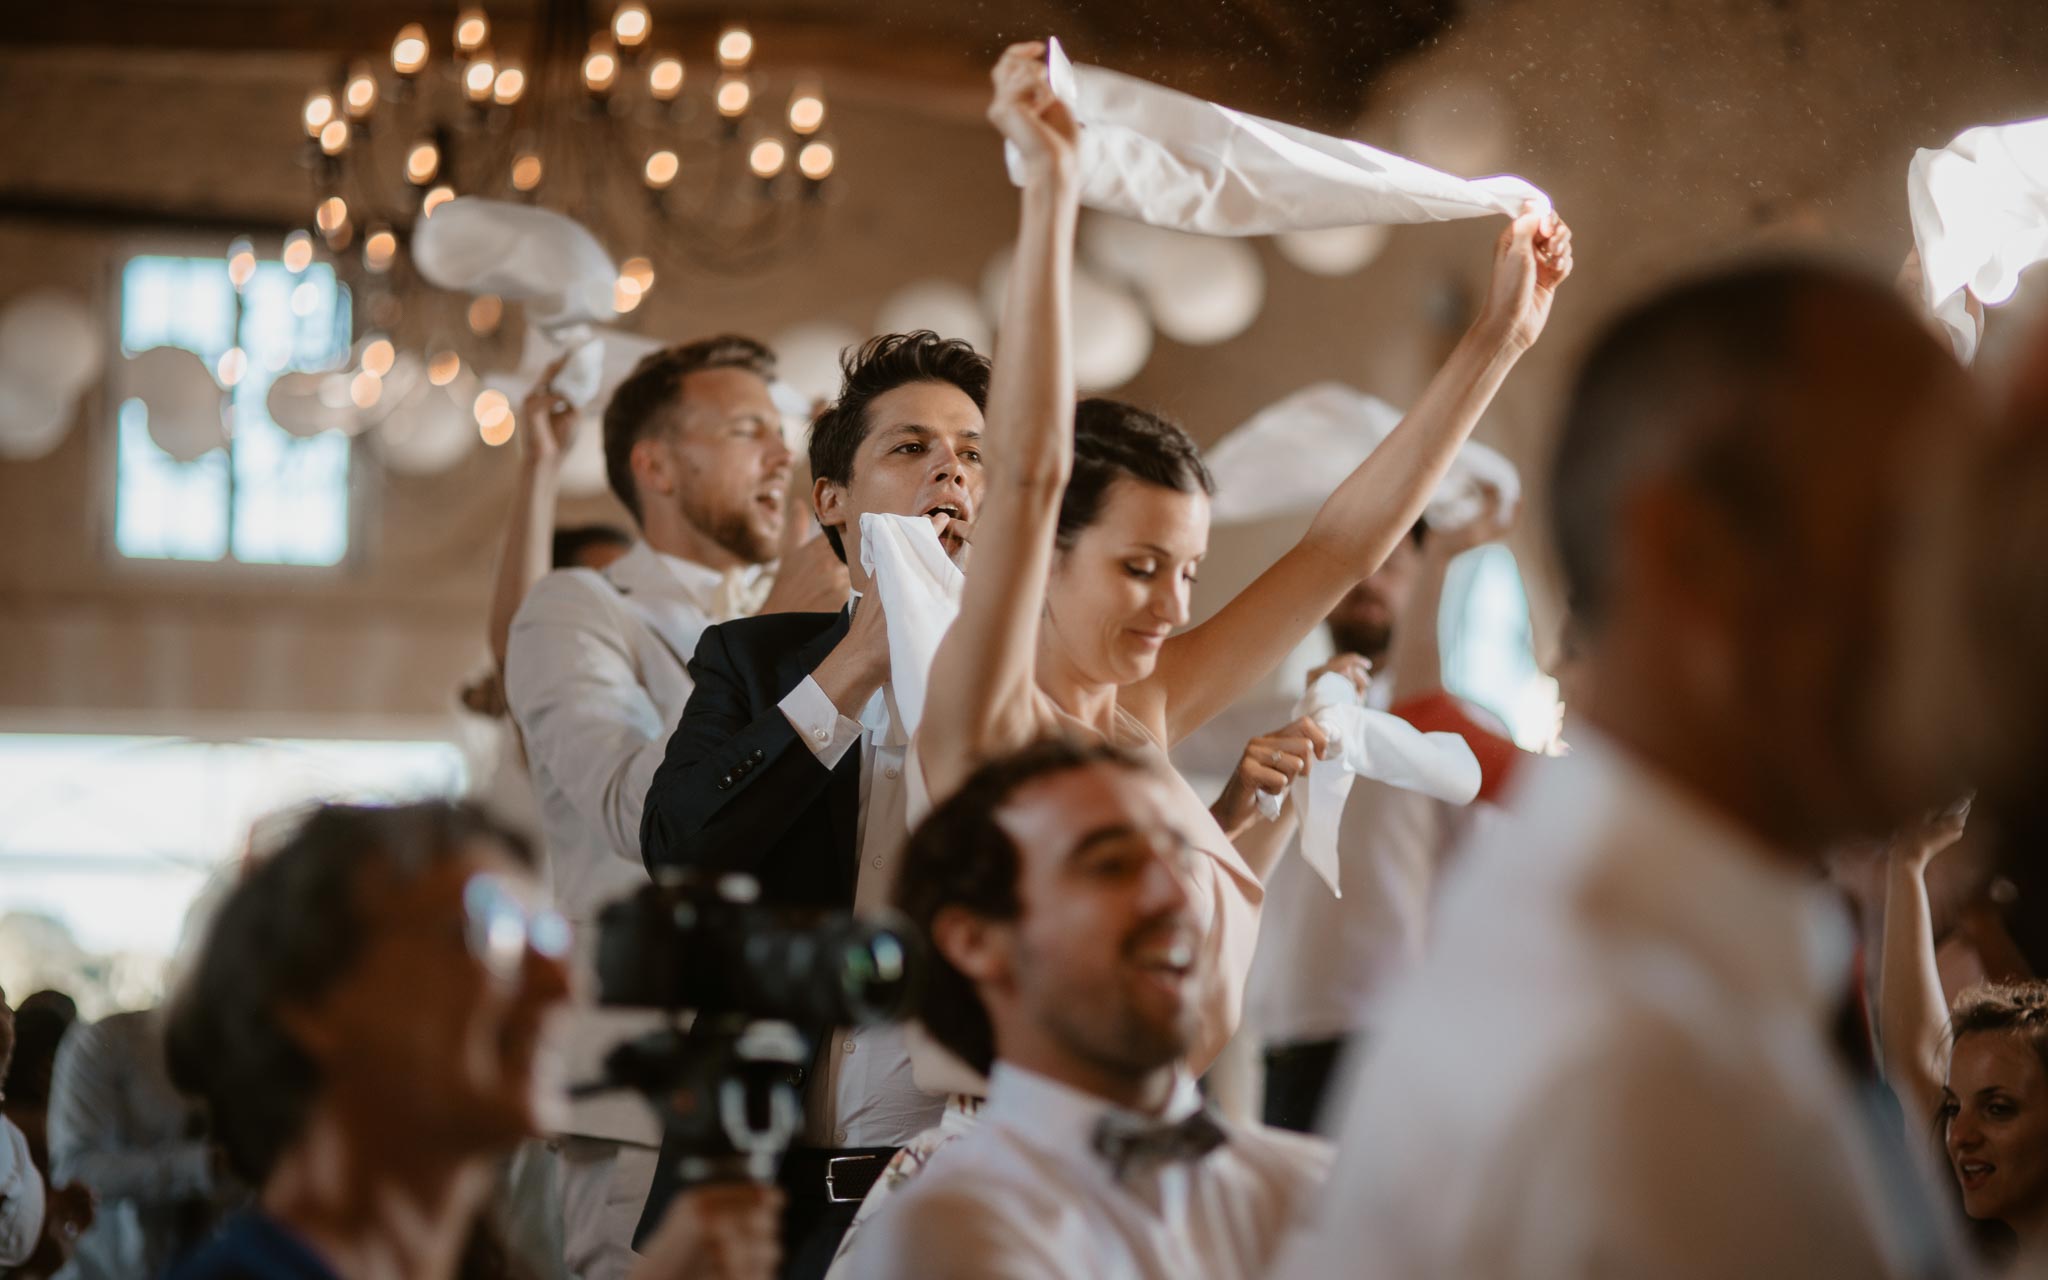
[
  {"x1": 508, "y1": 324, "x2": 663, "y2": 410},
  {"x1": 1009, "y1": 38, "x2": 1548, "y2": 236},
  {"x1": 412, "y1": 197, "x2": 619, "y2": 332},
  {"x1": 486, "y1": 325, "x2": 665, "y2": 497},
  {"x1": 1206, "y1": 382, "x2": 1520, "y2": 531},
  {"x1": 858, "y1": 512, "x2": 965, "y2": 743},
  {"x1": 1266, "y1": 672, "x2": 1481, "y2": 897},
  {"x1": 1909, "y1": 117, "x2": 2048, "y2": 365}
]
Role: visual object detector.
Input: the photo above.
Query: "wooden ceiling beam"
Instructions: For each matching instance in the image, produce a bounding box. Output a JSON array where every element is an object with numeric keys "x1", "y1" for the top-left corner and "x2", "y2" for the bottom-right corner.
[{"x1": 0, "y1": 2, "x2": 1445, "y2": 124}]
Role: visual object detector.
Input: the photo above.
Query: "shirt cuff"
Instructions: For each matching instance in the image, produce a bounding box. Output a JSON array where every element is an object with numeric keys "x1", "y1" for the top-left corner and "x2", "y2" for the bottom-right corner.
[{"x1": 781, "y1": 677, "x2": 864, "y2": 770}]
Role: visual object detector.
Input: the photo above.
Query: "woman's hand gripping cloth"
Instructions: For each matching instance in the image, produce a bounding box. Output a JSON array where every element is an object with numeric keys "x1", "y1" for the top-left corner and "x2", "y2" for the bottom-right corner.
[{"x1": 1258, "y1": 672, "x2": 1482, "y2": 897}]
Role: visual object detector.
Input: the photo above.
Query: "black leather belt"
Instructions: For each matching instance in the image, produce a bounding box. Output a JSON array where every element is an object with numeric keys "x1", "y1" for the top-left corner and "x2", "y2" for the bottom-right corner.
[{"x1": 778, "y1": 1145, "x2": 896, "y2": 1205}]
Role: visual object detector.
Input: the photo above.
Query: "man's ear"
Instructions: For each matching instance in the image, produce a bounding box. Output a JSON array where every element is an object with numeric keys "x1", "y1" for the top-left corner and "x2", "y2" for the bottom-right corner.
[
  {"x1": 930, "y1": 905, "x2": 1012, "y2": 987},
  {"x1": 813, "y1": 475, "x2": 847, "y2": 541},
  {"x1": 631, "y1": 436, "x2": 676, "y2": 510}
]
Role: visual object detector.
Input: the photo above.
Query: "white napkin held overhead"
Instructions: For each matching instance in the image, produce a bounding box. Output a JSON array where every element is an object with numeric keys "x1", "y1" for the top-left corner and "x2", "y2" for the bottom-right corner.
[
  {"x1": 1268, "y1": 672, "x2": 1482, "y2": 898},
  {"x1": 858, "y1": 512, "x2": 965, "y2": 742},
  {"x1": 1205, "y1": 382, "x2": 1521, "y2": 531},
  {"x1": 1908, "y1": 116, "x2": 2048, "y2": 365},
  {"x1": 1009, "y1": 38, "x2": 1549, "y2": 236}
]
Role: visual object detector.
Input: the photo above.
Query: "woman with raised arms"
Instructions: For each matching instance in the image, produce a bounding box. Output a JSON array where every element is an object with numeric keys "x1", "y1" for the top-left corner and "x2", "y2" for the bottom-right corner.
[{"x1": 910, "y1": 39, "x2": 1573, "y2": 1072}]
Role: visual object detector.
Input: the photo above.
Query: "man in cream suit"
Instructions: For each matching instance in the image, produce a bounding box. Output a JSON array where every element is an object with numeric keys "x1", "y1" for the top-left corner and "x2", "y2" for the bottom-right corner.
[{"x1": 505, "y1": 334, "x2": 844, "y2": 1280}]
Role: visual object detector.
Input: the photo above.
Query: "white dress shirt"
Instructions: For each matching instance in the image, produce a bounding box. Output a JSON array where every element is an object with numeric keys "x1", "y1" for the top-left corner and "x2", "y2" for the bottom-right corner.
[
  {"x1": 1270, "y1": 730, "x2": 1953, "y2": 1280},
  {"x1": 777, "y1": 604, "x2": 947, "y2": 1149},
  {"x1": 0, "y1": 1116, "x2": 41, "y2": 1269},
  {"x1": 506, "y1": 541, "x2": 765, "y2": 1144},
  {"x1": 846, "y1": 1063, "x2": 1327, "y2": 1280},
  {"x1": 48, "y1": 1008, "x2": 213, "y2": 1280}
]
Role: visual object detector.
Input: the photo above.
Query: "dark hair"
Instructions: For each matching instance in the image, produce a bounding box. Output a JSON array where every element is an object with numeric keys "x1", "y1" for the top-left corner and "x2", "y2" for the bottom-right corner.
[
  {"x1": 1058, "y1": 399, "x2": 1216, "y2": 550},
  {"x1": 808, "y1": 331, "x2": 991, "y2": 561},
  {"x1": 550, "y1": 523, "x2": 632, "y2": 570},
  {"x1": 603, "y1": 335, "x2": 776, "y2": 524},
  {"x1": 1549, "y1": 261, "x2": 1905, "y2": 628},
  {"x1": 3, "y1": 996, "x2": 78, "y2": 1109},
  {"x1": 165, "y1": 801, "x2": 531, "y2": 1184},
  {"x1": 1950, "y1": 982, "x2": 2048, "y2": 1078},
  {"x1": 893, "y1": 737, "x2": 1146, "y2": 1076}
]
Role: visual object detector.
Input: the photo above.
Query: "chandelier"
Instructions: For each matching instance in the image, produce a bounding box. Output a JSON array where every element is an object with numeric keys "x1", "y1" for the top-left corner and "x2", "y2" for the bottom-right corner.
[{"x1": 290, "y1": 2, "x2": 838, "y2": 381}]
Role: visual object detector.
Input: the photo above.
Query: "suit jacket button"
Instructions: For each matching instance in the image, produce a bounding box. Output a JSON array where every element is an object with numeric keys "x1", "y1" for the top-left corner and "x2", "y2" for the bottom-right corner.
[
  {"x1": 718, "y1": 777, "x2": 733, "y2": 790},
  {"x1": 751, "y1": 748, "x2": 765, "y2": 762}
]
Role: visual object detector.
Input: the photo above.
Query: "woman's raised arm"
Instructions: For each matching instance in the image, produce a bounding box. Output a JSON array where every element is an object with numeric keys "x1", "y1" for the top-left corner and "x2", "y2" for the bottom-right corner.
[
  {"x1": 916, "y1": 44, "x2": 1082, "y2": 802},
  {"x1": 1146, "y1": 207, "x2": 1573, "y2": 746},
  {"x1": 1879, "y1": 805, "x2": 1971, "y2": 1130}
]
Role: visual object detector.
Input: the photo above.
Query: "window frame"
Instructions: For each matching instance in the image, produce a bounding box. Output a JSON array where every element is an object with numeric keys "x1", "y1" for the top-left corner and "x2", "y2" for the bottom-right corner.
[{"x1": 101, "y1": 231, "x2": 368, "y2": 578}]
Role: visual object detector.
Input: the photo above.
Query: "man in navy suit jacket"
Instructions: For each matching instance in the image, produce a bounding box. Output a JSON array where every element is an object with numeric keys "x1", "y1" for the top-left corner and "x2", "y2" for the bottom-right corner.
[{"x1": 640, "y1": 331, "x2": 990, "y2": 1280}]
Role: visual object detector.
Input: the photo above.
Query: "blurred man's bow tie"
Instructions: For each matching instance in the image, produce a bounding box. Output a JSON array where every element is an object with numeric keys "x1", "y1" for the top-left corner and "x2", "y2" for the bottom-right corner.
[{"x1": 1091, "y1": 1104, "x2": 1228, "y2": 1179}]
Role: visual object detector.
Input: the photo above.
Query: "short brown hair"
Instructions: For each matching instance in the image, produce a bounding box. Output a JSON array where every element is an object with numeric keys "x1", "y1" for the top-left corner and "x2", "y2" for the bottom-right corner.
[{"x1": 603, "y1": 335, "x2": 776, "y2": 523}]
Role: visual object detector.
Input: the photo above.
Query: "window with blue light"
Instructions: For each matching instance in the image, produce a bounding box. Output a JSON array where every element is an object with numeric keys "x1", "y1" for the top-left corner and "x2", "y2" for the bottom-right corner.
[
  {"x1": 115, "y1": 254, "x2": 352, "y2": 565},
  {"x1": 1440, "y1": 545, "x2": 1561, "y2": 751}
]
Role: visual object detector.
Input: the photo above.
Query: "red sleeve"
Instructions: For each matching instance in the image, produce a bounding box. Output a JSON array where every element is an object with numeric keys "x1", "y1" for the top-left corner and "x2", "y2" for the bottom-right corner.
[{"x1": 1390, "y1": 690, "x2": 1524, "y2": 804}]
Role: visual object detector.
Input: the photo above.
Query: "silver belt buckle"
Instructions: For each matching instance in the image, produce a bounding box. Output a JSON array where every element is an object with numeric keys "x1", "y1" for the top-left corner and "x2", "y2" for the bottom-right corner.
[{"x1": 825, "y1": 1154, "x2": 879, "y2": 1203}]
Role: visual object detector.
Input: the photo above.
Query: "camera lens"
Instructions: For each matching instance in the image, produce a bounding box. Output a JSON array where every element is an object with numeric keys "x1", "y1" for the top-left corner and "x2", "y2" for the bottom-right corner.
[
  {"x1": 740, "y1": 912, "x2": 919, "y2": 1027},
  {"x1": 825, "y1": 915, "x2": 916, "y2": 1025},
  {"x1": 595, "y1": 882, "x2": 921, "y2": 1027}
]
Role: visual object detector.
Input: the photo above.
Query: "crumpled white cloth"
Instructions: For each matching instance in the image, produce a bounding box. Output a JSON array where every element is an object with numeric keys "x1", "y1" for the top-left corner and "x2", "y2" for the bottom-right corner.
[
  {"x1": 858, "y1": 512, "x2": 965, "y2": 742},
  {"x1": 1257, "y1": 672, "x2": 1481, "y2": 897},
  {"x1": 543, "y1": 327, "x2": 611, "y2": 408},
  {"x1": 506, "y1": 325, "x2": 814, "y2": 434},
  {"x1": 1908, "y1": 116, "x2": 2048, "y2": 364},
  {"x1": 412, "y1": 197, "x2": 618, "y2": 332},
  {"x1": 1009, "y1": 38, "x2": 1549, "y2": 236},
  {"x1": 1206, "y1": 382, "x2": 1520, "y2": 531}
]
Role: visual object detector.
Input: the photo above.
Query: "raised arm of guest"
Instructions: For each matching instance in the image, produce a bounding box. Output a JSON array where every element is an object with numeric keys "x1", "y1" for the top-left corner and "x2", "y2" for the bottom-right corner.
[
  {"x1": 915, "y1": 43, "x2": 1083, "y2": 798},
  {"x1": 1878, "y1": 802, "x2": 1972, "y2": 1129},
  {"x1": 1140, "y1": 214, "x2": 1570, "y2": 748},
  {"x1": 488, "y1": 355, "x2": 580, "y2": 669}
]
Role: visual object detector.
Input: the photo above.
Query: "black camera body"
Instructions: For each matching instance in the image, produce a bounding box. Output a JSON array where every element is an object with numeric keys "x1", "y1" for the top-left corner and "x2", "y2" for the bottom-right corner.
[
  {"x1": 585, "y1": 868, "x2": 920, "y2": 1188},
  {"x1": 595, "y1": 869, "x2": 918, "y2": 1028}
]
